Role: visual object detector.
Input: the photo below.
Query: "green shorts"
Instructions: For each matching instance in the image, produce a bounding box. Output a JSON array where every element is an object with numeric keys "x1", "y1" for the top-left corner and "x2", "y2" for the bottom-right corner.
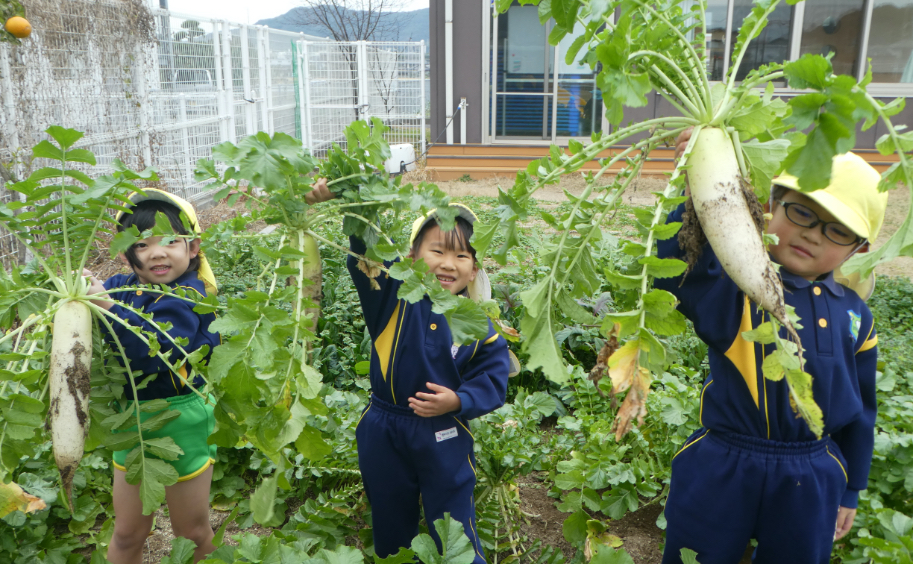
[{"x1": 112, "y1": 393, "x2": 217, "y2": 481}]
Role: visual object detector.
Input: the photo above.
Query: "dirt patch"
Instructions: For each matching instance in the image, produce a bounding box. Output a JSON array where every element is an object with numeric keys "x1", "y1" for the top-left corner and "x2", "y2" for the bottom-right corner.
[
  {"x1": 515, "y1": 473, "x2": 575, "y2": 558},
  {"x1": 514, "y1": 472, "x2": 666, "y2": 563},
  {"x1": 418, "y1": 173, "x2": 669, "y2": 207}
]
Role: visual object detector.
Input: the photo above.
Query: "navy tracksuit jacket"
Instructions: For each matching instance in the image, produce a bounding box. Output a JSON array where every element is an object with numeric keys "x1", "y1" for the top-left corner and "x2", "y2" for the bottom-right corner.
[
  {"x1": 348, "y1": 236, "x2": 510, "y2": 563},
  {"x1": 103, "y1": 271, "x2": 219, "y2": 400},
  {"x1": 655, "y1": 204, "x2": 878, "y2": 564}
]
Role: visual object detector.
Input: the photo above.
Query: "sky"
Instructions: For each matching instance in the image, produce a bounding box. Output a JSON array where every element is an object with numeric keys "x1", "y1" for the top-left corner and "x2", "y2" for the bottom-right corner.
[{"x1": 164, "y1": 0, "x2": 429, "y2": 25}]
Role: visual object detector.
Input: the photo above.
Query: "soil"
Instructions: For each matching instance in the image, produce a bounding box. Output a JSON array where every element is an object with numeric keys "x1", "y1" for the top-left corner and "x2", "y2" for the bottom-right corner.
[{"x1": 122, "y1": 172, "x2": 911, "y2": 563}]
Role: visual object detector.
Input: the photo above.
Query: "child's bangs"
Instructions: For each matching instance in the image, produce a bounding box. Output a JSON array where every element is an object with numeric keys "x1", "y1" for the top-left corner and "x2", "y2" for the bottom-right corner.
[
  {"x1": 442, "y1": 219, "x2": 474, "y2": 253},
  {"x1": 118, "y1": 200, "x2": 191, "y2": 235}
]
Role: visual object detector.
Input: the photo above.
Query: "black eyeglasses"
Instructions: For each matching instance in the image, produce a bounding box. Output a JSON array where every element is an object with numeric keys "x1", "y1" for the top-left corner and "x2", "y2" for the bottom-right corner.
[{"x1": 775, "y1": 200, "x2": 862, "y2": 246}]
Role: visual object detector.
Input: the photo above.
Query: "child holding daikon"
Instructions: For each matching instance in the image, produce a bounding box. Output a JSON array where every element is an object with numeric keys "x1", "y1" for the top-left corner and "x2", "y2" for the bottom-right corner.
[
  {"x1": 306, "y1": 181, "x2": 510, "y2": 563},
  {"x1": 656, "y1": 129, "x2": 888, "y2": 564},
  {"x1": 84, "y1": 189, "x2": 219, "y2": 564}
]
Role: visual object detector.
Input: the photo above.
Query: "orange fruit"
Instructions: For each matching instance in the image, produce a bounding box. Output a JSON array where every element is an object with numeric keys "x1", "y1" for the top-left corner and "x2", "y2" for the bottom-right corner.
[{"x1": 5, "y1": 16, "x2": 31, "y2": 39}]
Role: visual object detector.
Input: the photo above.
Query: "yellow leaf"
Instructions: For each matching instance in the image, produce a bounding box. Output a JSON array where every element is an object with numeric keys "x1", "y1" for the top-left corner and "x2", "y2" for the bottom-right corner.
[
  {"x1": 585, "y1": 532, "x2": 625, "y2": 561},
  {"x1": 613, "y1": 367, "x2": 652, "y2": 441},
  {"x1": 607, "y1": 340, "x2": 640, "y2": 394},
  {"x1": 0, "y1": 481, "x2": 46, "y2": 518}
]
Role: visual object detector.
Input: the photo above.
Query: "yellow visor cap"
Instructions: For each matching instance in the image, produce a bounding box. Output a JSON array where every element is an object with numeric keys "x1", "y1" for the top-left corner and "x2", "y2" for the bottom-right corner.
[
  {"x1": 409, "y1": 203, "x2": 490, "y2": 302},
  {"x1": 772, "y1": 152, "x2": 888, "y2": 241},
  {"x1": 117, "y1": 188, "x2": 218, "y2": 296}
]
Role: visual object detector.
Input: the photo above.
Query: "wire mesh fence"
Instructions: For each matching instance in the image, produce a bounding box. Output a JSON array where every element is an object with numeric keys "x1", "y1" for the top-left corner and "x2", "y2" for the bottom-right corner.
[
  {"x1": 301, "y1": 41, "x2": 426, "y2": 159},
  {"x1": 0, "y1": 0, "x2": 426, "y2": 268}
]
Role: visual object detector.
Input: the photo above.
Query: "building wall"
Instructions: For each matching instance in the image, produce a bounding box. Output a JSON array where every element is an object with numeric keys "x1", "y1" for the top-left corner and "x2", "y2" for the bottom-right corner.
[
  {"x1": 430, "y1": 0, "x2": 484, "y2": 144},
  {"x1": 430, "y1": 1, "x2": 913, "y2": 151}
]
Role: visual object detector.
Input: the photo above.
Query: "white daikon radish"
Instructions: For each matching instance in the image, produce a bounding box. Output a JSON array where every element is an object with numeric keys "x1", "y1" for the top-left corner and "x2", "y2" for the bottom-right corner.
[{"x1": 48, "y1": 301, "x2": 93, "y2": 509}]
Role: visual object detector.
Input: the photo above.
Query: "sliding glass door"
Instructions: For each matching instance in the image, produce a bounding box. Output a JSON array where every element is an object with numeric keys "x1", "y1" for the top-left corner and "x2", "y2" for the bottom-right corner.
[{"x1": 490, "y1": 3, "x2": 605, "y2": 143}]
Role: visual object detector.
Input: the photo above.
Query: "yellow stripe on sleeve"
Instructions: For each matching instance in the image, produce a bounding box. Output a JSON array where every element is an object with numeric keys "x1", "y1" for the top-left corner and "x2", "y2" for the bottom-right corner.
[
  {"x1": 374, "y1": 302, "x2": 401, "y2": 382},
  {"x1": 724, "y1": 296, "x2": 759, "y2": 408},
  {"x1": 857, "y1": 335, "x2": 878, "y2": 353},
  {"x1": 483, "y1": 334, "x2": 499, "y2": 345}
]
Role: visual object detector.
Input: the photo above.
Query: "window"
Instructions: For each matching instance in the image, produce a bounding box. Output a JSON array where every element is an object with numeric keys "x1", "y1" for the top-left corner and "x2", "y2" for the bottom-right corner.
[
  {"x1": 799, "y1": 0, "x2": 866, "y2": 78},
  {"x1": 867, "y1": 0, "x2": 913, "y2": 82},
  {"x1": 730, "y1": 0, "x2": 794, "y2": 80}
]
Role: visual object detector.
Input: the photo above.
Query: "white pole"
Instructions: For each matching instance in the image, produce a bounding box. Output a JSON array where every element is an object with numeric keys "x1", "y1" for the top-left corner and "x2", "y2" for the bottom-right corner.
[
  {"x1": 221, "y1": 21, "x2": 236, "y2": 142},
  {"x1": 359, "y1": 40, "x2": 369, "y2": 120},
  {"x1": 179, "y1": 94, "x2": 192, "y2": 182},
  {"x1": 0, "y1": 45, "x2": 21, "y2": 180},
  {"x1": 134, "y1": 45, "x2": 154, "y2": 169},
  {"x1": 301, "y1": 41, "x2": 313, "y2": 149},
  {"x1": 240, "y1": 25, "x2": 254, "y2": 135},
  {"x1": 420, "y1": 40, "x2": 426, "y2": 158},
  {"x1": 264, "y1": 28, "x2": 274, "y2": 134},
  {"x1": 445, "y1": 0, "x2": 454, "y2": 145},
  {"x1": 212, "y1": 22, "x2": 228, "y2": 142},
  {"x1": 257, "y1": 26, "x2": 269, "y2": 133},
  {"x1": 460, "y1": 97, "x2": 467, "y2": 145}
]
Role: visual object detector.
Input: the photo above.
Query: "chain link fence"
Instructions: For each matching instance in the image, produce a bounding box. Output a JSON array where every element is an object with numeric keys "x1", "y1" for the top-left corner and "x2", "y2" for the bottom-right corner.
[{"x1": 0, "y1": 0, "x2": 426, "y2": 268}]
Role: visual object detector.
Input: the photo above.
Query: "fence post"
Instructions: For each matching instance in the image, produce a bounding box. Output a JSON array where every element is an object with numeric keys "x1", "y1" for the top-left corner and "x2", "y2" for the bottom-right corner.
[
  {"x1": 300, "y1": 40, "x2": 312, "y2": 150},
  {"x1": 264, "y1": 29, "x2": 274, "y2": 134},
  {"x1": 134, "y1": 44, "x2": 154, "y2": 169},
  {"x1": 212, "y1": 21, "x2": 228, "y2": 143},
  {"x1": 420, "y1": 40, "x2": 426, "y2": 159},
  {"x1": 179, "y1": 93, "x2": 192, "y2": 182},
  {"x1": 257, "y1": 26, "x2": 269, "y2": 134},
  {"x1": 0, "y1": 44, "x2": 21, "y2": 180},
  {"x1": 240, "y1": 25, "x2": 254, "y2": 136},
  {"x1": 358, "y1": 40, "x2": 368, "y2": 121},
  {"x1": 221, "y1": 21, "x2": 236, "y2": 142}
]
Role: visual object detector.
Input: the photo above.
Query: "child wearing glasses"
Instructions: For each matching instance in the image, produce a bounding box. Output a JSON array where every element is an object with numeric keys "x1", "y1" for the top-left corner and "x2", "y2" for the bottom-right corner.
[{"x1": 656, "y1": 135, "x2": 888, "y2": 564}]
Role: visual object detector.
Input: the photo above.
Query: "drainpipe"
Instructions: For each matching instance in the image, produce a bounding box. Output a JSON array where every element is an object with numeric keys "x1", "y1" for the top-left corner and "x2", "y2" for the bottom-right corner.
[
  {"x1": 460, "y1": 97, "x2": 467, "y2": 145},
  {"x1": 445, "y1": 0, "x2": 454, "y2": 144}
]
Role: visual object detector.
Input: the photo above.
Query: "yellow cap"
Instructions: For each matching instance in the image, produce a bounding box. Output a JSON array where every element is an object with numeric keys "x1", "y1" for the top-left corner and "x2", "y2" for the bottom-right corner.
[
  {"x1": 773, "y1": 152, "x2": 888, "y2": 302},
  {"x1": 409, "y1": 203, "x2": 490, "y2": 302},
  {"x1": 773, "y1": 152, "x2": 888, "y2": 240},
  {"x1": 116, "y1": 188, "x2": 218, "y2": 296}
]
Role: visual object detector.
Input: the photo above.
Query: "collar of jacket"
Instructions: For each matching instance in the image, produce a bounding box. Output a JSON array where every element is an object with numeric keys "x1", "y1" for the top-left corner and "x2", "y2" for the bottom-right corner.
[
  {"x1": 123, "y1": 270, "x2": 202, "y2": 290},
  {"x1": 779, "y1": 267, "x2": 845, "y2": 297}
]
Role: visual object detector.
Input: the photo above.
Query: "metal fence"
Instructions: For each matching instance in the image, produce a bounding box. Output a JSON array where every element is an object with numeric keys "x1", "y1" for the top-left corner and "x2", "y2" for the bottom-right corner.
[
  {"x1": 301, "y1": 41, "x2": 426, "y2": 158},
  {"x1": 0, "y1": 0, "x2": 426, "y2": 267}
]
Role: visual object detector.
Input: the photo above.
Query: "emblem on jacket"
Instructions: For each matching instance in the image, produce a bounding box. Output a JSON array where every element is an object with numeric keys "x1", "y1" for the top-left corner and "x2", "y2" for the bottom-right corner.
[
  {"x1": 451, "y1": 343, "x2": 460, "y2": 359},
  {"x1": 848, "y1": 310, "x2": 861, "y2": 340}
]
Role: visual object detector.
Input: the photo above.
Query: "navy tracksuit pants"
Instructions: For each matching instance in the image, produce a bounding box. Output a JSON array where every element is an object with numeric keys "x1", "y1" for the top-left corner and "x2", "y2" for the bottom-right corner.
[
  {"x1": 356, "y1": 396, "x2": 485, "y2": 564},
  {"x1": 662, "y1": 430, "x2": 849, "y2": 564}
]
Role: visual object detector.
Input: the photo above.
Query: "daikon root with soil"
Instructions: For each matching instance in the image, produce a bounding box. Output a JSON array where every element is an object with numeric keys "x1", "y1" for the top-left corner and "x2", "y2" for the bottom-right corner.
[{"x1": 47, "y1": 300, "x2": 93, "y2": 509}]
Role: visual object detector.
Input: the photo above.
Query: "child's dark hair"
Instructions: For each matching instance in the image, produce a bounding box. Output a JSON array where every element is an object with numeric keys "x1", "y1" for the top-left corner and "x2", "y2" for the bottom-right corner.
[
  {"x1": 410, "y1": 216, "x2": 477, "y2": 259},
  {"x1": 117, "y1": 199, "x2": 200, "y2": 272}
]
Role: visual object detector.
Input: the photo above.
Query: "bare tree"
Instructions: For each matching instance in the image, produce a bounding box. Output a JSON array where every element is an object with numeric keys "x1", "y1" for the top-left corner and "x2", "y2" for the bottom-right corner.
[{"x1": 293, "y1": 0, "x2": 411, "y2": 42}]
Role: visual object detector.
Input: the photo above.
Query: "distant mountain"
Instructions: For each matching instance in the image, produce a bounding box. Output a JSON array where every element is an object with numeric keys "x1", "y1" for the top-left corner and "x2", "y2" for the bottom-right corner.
[{"x1": 256, "y1": 7, "x2": 429, "y2": 43}]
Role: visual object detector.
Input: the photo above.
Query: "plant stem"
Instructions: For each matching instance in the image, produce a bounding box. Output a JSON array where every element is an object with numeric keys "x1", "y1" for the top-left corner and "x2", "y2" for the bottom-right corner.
[
  {"x1": 325, "y1": 172, "x2": 373, "y2": 187},
  {"x1": 630, "y1": 0, "x2": 713, "y2": 116},
  {"x1": 726, "y1": 0, "x2": 781, "y2": 92},
  {"x1": 340, "y1": 212, "x2": 398, "y2": 249},
  {"x1": 629, "y1": 50, "x2": 704, "y2": 118},
  {"x1": 76, "y1": 191, "x2": 117, "y2": 277},
  {"x1": 305, "y1": 230, "x2": 392, "y2": 273},
  {"x1": 637, "y1": 124, "x2": 703, "y2": 334}
]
